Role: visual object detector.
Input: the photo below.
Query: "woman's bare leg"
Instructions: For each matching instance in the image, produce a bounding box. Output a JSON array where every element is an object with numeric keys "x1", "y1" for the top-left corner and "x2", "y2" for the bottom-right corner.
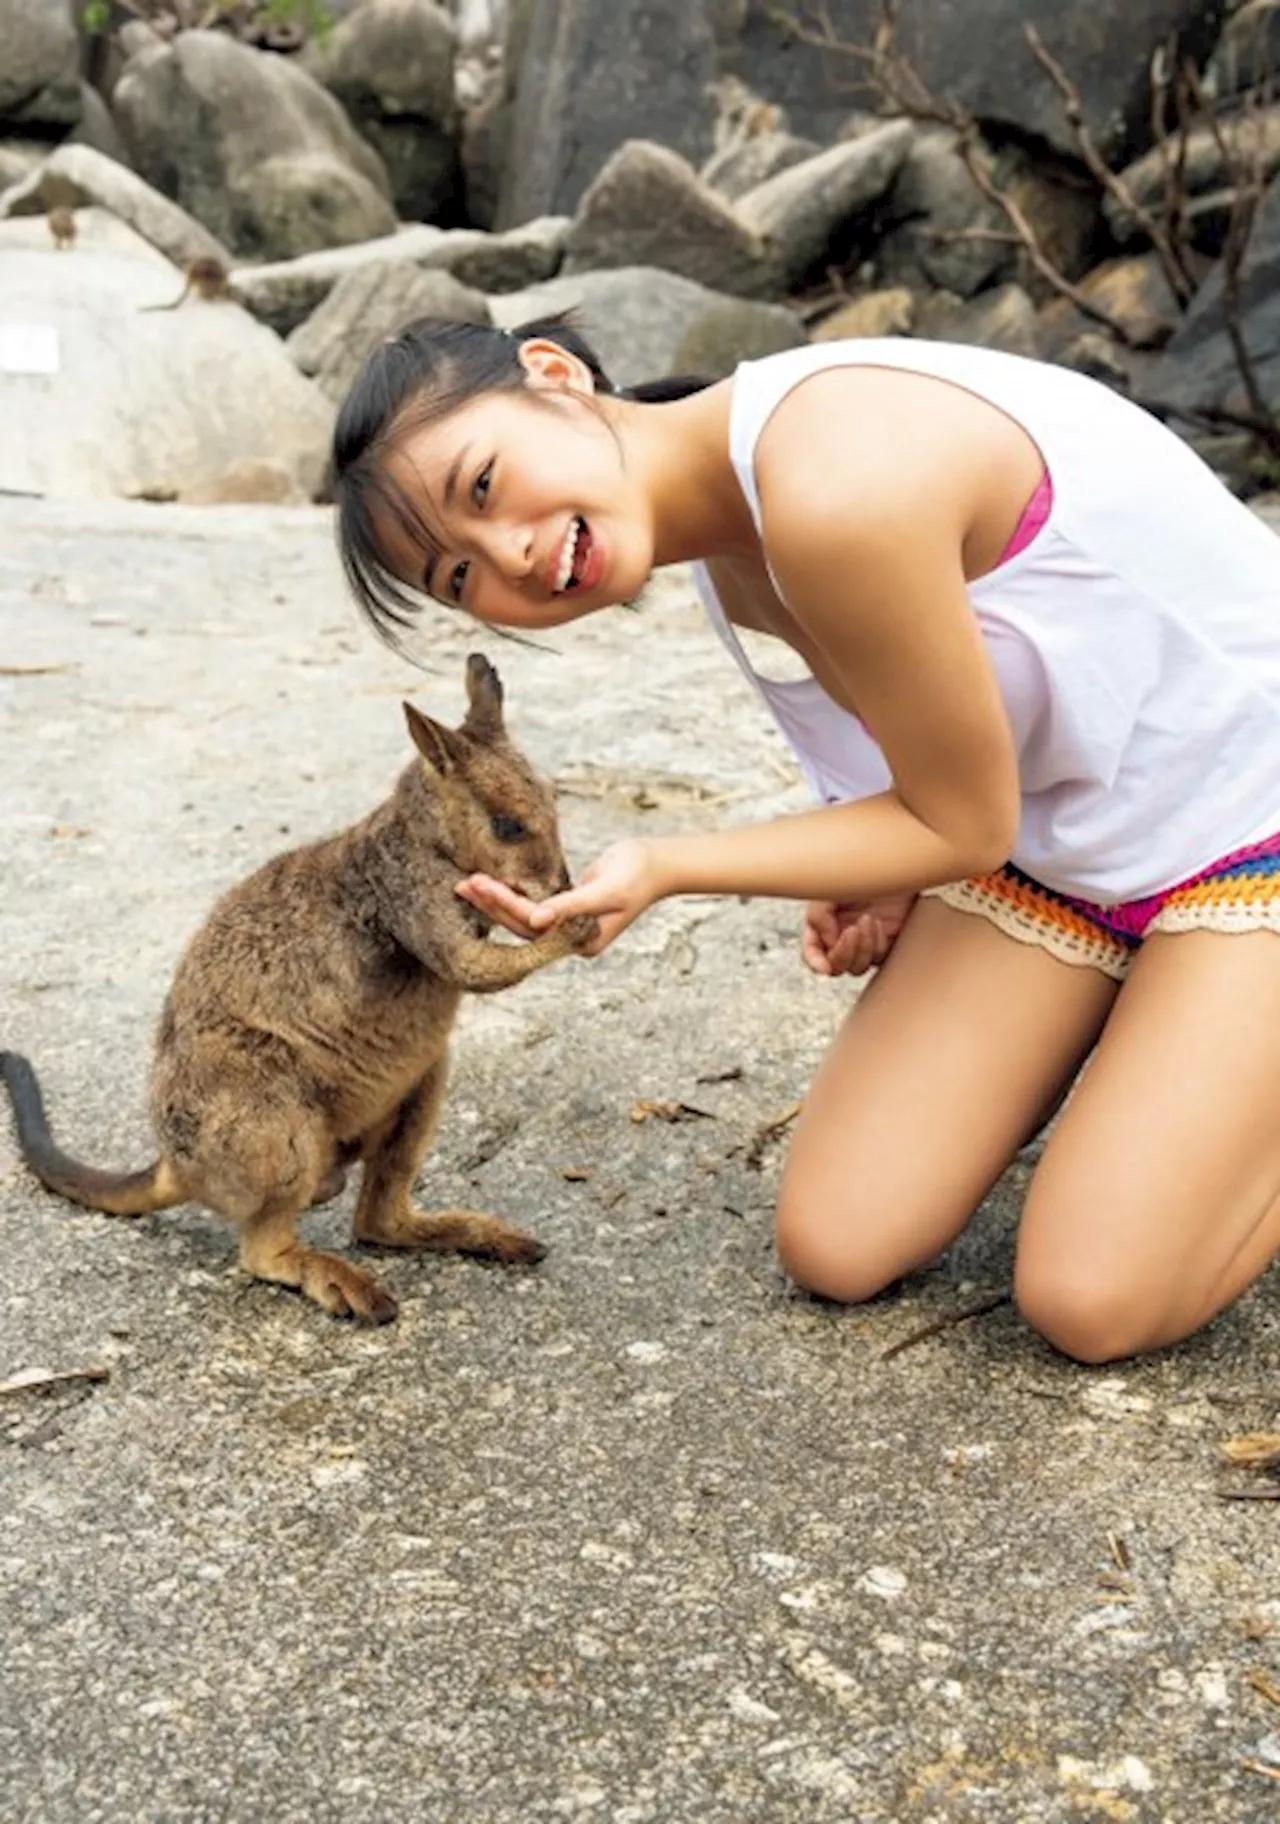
[
  {"x1": 1015, "y1": 929, "x2": 1280, "y2": 1362},
  {"x1": 776, "y1": 898, "x2": 1118, "y2": 1301}
]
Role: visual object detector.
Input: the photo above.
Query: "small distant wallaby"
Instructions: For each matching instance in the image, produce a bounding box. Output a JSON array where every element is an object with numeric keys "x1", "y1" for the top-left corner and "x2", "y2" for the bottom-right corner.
[
  {"x1": 47, "y1": 205, "x2": 76, "y2": 251},
  {"x1": 0, "y1": 655, "x2": 595, "y2": 1324},
  {"x1": 141, "y1": 255, "x2": 232, "y2": 312}
]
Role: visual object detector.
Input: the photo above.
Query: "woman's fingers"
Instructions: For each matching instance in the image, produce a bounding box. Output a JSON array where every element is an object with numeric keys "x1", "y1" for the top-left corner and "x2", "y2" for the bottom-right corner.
[{"x1": 456, "y1": 875, "x2": 542, "y2": 938}]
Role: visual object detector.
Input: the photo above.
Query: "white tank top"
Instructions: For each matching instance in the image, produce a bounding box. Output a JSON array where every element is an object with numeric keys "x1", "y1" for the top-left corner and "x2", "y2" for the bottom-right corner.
[{"x1": 692, "y1": 339, "x2": 1280, "y2": 903}]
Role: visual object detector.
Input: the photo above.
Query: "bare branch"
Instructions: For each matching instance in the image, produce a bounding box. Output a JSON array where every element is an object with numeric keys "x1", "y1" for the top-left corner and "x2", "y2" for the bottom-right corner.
[{"x1": 1023, "y1": 24, "x2": 1197, "y2": 303}]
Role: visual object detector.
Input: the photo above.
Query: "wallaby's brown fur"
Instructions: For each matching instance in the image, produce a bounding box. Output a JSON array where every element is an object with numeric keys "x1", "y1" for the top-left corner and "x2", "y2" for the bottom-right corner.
[
  {"x1": 141, "y1": 256, "x2": 232, "y2": 312},
  {"x1": 0, "y1": 655, "x2": 595, "y2": 1324},
  {"x1": 47, "y1": 206, "x2": 76, "y2": 251}
]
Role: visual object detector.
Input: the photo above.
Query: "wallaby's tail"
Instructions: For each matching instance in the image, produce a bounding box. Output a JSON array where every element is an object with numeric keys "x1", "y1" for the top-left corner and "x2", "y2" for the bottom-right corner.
[{"x1": 0, "y1": 1051, "x2": 182, "y2": 1216}]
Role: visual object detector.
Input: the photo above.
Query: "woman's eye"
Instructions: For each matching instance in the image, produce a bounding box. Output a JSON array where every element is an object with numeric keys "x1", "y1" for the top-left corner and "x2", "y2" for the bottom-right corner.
[
  {"x1": 490, "y1": 813, "x2": 528, "y2": 843},
  {"x1": 472, "y1": 461, "x2": 493, "y2": 508},
  {"x1": 448, "y1": 559, "x2": 469, "y2": 603}
]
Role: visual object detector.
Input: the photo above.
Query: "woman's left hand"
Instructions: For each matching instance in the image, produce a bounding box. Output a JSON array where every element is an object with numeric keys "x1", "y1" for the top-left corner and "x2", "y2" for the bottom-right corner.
[{"x1": 458, "y1": 838, "x2": 666, "y2": 957}]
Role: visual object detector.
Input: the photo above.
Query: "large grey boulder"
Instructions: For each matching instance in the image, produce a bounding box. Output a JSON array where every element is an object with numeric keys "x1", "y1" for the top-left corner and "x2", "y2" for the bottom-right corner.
[
  {"x1": 736, "y1": 120, "x2": 913, "y2": 291},
  {"x1": 498, "y1": 0, "x2": 719, "y2": 226},
  {"x1": 232, "y1": 216, "x2": 568, "y2": 336},
  {"x1": 1108, "y1": 105, "x2": 1280, "y2": 242},
  {"x1": 489, "y1": 265, "x2": 805, "y2": 390},
  {"x1": 303, "y1": 0, "x2": 462, "y2": 223},
  {"x1": 875, "y1": 128, "x2": 1099, "y2": 299},
  {"x1": 0, "y1": 247, "x2": 334, "y2": 501},
  {"x1": 563, "y1": 141, "x2": 775, "y2": 299},
  {"x1": 1148, "y1": 166, "x2": 1280, "y2": 414},
  {"x1": 0, "y1": 143, "x2": 231, "y2": 270},
  {"x1": 113, "y1": 30, "x2": 398, "y2": 261},
  {"x1": 0, "y1": 0, "x2": 80, "y2": 132},
  {"x1": 287, "y1": 260, "x2": 491, "y2": 403},
  {"x1": 1208, "y1": 0, "x2": 1280, "y2": 101},
  {"x1": 700, "y1": 129, "x2": 822, "y2": 203},
  {"x1": 714, "y1": 0, "x2": 1230, "y2": 164}
]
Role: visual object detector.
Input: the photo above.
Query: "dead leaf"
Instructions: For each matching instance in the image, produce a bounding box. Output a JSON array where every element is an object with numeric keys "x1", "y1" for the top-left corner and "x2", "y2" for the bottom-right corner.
[
  {"x1": 744, "y1": 1100, "x2": 803, "y2": 1170},
  {"x1": 1221, "y1": 1433, "x2": 1280, "y2": 1469}
]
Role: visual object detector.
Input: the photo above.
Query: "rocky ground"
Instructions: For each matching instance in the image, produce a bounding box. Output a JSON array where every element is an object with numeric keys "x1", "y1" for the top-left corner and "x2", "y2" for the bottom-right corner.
[{"x1": 3, "y1": 497, "x2": 1280, "y2": 1823}]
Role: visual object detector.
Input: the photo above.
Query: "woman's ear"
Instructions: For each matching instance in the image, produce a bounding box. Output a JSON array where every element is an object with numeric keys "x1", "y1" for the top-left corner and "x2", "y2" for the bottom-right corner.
[{"x1": 516, "y1": 337, "x2": 596, "y2": 395}]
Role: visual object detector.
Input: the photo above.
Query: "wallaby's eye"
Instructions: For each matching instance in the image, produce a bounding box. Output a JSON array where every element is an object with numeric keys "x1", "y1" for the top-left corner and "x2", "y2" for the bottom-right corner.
[
  {"x1": 472, "y1": 460, "x2": 493, "y2": 509},
  {"x1": 448, "y1": 559, "x2": 470, "y2": 603},
  {"x1": 490, "y1": 813, "x2": 528, "y2": 843}
]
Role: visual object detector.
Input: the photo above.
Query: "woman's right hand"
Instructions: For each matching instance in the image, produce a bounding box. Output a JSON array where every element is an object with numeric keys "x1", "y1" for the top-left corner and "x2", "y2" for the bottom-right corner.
[{"x1": 801, "y1": 894, "x2": 917, "y2": 978}]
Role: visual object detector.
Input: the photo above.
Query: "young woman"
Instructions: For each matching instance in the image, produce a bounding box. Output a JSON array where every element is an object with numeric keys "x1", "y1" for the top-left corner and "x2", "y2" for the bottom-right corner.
[{"x1": 331, "y1": 317, "x2": 1280, "y2": 1363}]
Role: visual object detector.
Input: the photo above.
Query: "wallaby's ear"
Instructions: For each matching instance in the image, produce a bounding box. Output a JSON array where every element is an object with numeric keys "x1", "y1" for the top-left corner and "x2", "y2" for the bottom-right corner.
[
  {"x1": 403, "y1": 701, "x2": 460, "y2": 776},
  {"x1": 462, "y1": 651, "x2": 505, "y2": 742}
]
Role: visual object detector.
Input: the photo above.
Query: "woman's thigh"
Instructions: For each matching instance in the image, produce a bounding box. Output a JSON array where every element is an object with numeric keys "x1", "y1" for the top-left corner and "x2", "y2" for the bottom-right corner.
[
  {"x1": 776, "y1": 897, "x2": 1118, "y2": 1301},
  {"x1": 1016, "y1": 928, "x2": 1280, "y2": 1361}
]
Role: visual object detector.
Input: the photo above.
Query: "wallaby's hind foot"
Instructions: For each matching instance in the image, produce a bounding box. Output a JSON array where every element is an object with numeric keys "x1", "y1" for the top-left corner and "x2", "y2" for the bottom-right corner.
[
  {"x1": 239, "y1": 1207, "x2": 398, "y2": 1324},
  {"x1": 356, "y1": 1202, "x2": 546, "y2": 1263}
]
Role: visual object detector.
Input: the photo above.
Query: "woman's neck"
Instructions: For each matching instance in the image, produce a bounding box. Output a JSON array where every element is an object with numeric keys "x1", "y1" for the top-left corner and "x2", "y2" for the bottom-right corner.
[{"x1": 610, "y1": 381, "x2": 758, "y2": 569}]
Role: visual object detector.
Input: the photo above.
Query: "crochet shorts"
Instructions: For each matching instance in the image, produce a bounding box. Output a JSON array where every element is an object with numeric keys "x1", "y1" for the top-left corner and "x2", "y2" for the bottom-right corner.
[{"x1": 925, "y1": 830, "x2": 1280, "y2": 981}]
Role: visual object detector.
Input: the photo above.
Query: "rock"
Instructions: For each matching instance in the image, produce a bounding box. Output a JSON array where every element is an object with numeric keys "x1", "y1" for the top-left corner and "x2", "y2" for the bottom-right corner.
[
  {"x1": 915, "y1": 283, "x2": 1041, "y2": 357},
  {"x1": 812, "y1": 288, "x2": 916, "y2": 341},
  {"x1": 427, "y1": 215, "x2": 568, "y2": 291},
  {"x1": 287, "y1": 261, "x2": 491, "y2": 404},
  {"x1": 0, "y1": 141, "x2": 48, "y2": 191},
  {"x1": 712, "y1": 0, "x2": 1229, "y2": 164},
  {"x1": 736, "y1": 121, "x2": 914, "y2": 290},
  {"x1": 0, "y1": 247, "x2": 333, "y2": 501},
  {"x1": 701, "y1": 129, "x2": 823, "y2": 203},
  {"x1": 489, "y1": 265, "x2": 796, "y2": 390},
  {"x1": 302, "y1": 0, "x2": 462, "y2": 223},
  {"x1": 874, "y1": 128, "x2": 1013, "y2": 300},
  {"x1": 1107, "y1": 106, "x2": 1280, "y2": 243},
  {"x1": 112, "y1": 30, "x2": 397, "y2": 262},
  {"x1": 1054, "y1": 331, "x2": 1135, "y2": 392},
  {"x1": 0, "y1": 0, "x2": 81, "y2": 132},
  {"x1": 1037, "y1": 255, "x2": 1188, "y2": 358},
  {"x1": 671, "y1": 297, "x2": 809, "y2": 378},
  {"x1": 1148, "y1": 165, "x2": 1280, "y2": 413},
  {"x1": 232, "y1": 218, "x2": 568, "y2": 337},
  {"x1": 563, "y1": 140, "x2": 775, "y2": 299},
  {"x1": 875, "y1": 128, "x2": 1098, "y2": 301},
  {"x1": 0, "y1": 144, "x2": 231, "y2": 271},
  {"x1": 69, "y1": 83, "x2": 131, "y2": 169},
  {"x1": 498, "y1": 0, "x2": 719, "y2": 226},
  {"x1": 1208, "y1": 0, "x2": 1280, "y2": 101},
  {"x1": 0, "y1": 203, "x2": 176, "y2": 266},
  {"x1": 178, "y1": 458, "x2": 310, "y2": 507}
]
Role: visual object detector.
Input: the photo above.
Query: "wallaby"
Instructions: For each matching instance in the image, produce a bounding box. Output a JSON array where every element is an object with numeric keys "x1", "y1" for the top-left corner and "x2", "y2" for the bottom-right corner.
[
  {"x1": 47, "y1": 205, "x2": 76, "y2": 251},
  {"x1": 141, "y1": 255, "x2": 232, "y2": 312},
  {"x1": 0, "y1": 654, "x2": 595, "y2": 1324}
]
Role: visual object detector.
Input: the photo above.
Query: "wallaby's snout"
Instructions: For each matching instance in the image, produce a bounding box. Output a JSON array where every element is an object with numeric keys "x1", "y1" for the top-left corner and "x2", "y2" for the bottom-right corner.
[{"x1": 404, "y1": 654, "x2": 578, "y2": 902}]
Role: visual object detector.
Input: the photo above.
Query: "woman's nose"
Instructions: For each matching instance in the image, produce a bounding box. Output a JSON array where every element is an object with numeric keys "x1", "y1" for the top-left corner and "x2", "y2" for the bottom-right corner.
[{"x1": 491, "y1": 520, "x2": 534, "y2": 581}]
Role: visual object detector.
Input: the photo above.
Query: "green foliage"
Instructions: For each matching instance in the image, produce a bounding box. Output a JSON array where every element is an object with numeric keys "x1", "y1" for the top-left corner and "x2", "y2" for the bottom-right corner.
[{"x1": 80, "y1": 1, "x2": 333, "y2": 45}]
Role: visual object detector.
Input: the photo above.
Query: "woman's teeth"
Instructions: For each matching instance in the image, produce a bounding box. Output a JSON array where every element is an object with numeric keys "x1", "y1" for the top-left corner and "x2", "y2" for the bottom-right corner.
[{"x1": 555, "y1": 516, "x2": 585, "y2": 592}]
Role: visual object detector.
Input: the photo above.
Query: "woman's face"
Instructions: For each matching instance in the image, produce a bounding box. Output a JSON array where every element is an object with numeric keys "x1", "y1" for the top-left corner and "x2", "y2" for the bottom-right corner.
[{"x1": 377, "y1": 342, "x2": 654, "y2": 631}]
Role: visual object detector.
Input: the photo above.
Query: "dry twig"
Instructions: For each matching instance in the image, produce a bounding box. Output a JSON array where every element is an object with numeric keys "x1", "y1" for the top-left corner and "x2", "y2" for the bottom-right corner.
[
  {"x1": 879, "y1": 1292, "x2": 1011, "y2": 1361},
  {"x1": 0, "y1": 1364, "x2": 110, "y2": 1398}
]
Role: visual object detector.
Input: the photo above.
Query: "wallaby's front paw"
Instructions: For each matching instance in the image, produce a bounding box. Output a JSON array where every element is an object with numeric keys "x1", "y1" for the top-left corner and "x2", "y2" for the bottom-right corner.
[{"x1": 562, "y1": 912, "x2": 600, "y2": 952}]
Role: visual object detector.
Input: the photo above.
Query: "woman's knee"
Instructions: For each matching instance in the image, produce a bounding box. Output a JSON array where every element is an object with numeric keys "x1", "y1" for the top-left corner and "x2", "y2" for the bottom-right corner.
[
  {"x1": 1014, "y1": 1247, "x2": 1157, "y2": 1364},
  {"x1": 774, "y1": 1191, "x2": 912, "y2": 1305}
]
